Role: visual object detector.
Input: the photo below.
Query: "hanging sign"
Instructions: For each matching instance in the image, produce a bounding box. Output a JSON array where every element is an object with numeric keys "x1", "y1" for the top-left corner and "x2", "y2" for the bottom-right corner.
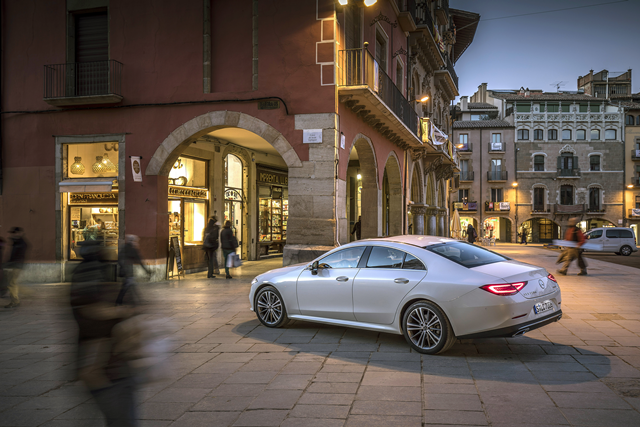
[
  {"x1": 131, "y1": 156, "x2": 143, "y2": 182},
  {"x1": 303, "y1": 129, "x2": 323, "y2": 143}
]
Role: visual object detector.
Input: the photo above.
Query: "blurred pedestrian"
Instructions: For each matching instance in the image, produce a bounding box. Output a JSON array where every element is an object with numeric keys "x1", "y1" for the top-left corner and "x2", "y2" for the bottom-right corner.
[
  {"x1": 71, "y1": 240, "x2": 139, "y2": 427},
  {"x1": 0, "y1": 237, "x2": 7, "y2": 298},
  {"x1": 4, "y1": 227, "x2": 28, "y2": 308},
  {"x1": 351, "y1": 216, "x2": 362, "y2": 240},
  {"x1": 521, "y1": 228, "x2": 528, "y2": 245},
  {"x1": 466, "y1": 223, "x2": 477, "y2": 244},
  {"x1": 220, "y1": 220, "x2": 238, "y2": 279},
  {"x1": 117, "y1": 235, "x2": 149, "y2": 306},
  {"x1": 557, "y1": 218, "x2": 587, "y2": 276},
  {"x1": 202, "y1": 217, "x2": 220, "y2": 279}
]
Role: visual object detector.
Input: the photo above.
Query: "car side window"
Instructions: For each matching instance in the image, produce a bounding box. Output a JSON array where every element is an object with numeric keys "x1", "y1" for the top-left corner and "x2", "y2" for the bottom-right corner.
[
  {"x1": 318, "y1": 247, "x2": 366, "y2": 269},
  {"x1": 588, "y1": 230, "x2": 602, "y2": 239},
  {"x1": 403, "y1": 253, "x2": 426, "y2": 270},
  {"x1": 606, "y1": 230, "x2": 619, "y2": 238},
  {"x1": 619, "y1": 230, "x2": 633, "y2": 239},
  {"x1": 366, "y1": 247, "x2": 405, "y2": 268}
]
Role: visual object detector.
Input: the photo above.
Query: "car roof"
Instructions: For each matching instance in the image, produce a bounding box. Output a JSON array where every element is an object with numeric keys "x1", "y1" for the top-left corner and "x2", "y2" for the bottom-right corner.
[
  {"x1": 588, "y1": 227, "x2": 633, "y2": 231},
  {"x1": 346, "y1": 235, "x2": 457, "y2": 247}
]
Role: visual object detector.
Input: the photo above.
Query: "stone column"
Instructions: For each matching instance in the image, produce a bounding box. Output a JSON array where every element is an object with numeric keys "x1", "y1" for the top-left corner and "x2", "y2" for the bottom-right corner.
[
  {"x1": 437, "y1": 210, "x2": 446, "y2": 237},
  {"x1": 410, "y1": 204, "x2": 427, "y2": 235},
  {"x1": 426, "y1": 208, "x2": 437, "y2": 236}
]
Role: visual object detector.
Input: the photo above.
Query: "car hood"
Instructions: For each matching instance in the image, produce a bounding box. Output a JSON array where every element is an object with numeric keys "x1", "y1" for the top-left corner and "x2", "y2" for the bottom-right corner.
[
  {"x1": 471, "y1": 260, "x2": 556, "y2": 299},
  {"x1": 259, "y1": 262, "x2": 307, "y2": 279}
]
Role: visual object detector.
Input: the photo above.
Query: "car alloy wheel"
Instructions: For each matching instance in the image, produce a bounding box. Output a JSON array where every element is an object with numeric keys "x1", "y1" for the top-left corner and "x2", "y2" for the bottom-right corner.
[
  {"x1": 402, "y1": 301, "x2": 455, "y2": 355},
  {"x1": 620, "y1": 245, "x2": 632, "y2": 256},
  {"x1": 255, "y1": 285, "x2": 289, "y2": 328}
]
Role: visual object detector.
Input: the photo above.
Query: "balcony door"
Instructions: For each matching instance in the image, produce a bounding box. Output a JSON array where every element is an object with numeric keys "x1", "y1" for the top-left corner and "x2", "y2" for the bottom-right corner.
[
  {"x1": 560, "y1": 185, "x2": 574, "y2": 205},
  {"x1": 589, "y1": 188, "x2": 600, "y2": 211},
  {"x1": 534, "y1": 187, "x2": 545, "y2": 211},
  {"x1": 490, "y1": 159, "x2": 502, "y2": 180},
  {"x1": 74, "y1": 11, "x2": 109, "y2": 96}
]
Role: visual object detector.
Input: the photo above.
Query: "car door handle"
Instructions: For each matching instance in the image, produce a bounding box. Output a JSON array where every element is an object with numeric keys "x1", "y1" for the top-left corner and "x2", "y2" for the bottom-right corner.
[
  {"x1": 336, "y1": 276, "x2": 349, "y2": 282},
  {"x1": 394, "y1": 278, "x2": 410, "y2": 284}
]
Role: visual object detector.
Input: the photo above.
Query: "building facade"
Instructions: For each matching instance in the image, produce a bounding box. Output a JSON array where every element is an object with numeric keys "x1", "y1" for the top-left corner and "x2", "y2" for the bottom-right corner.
[
  {"x1": 452, "y1": 95, "x2": 516, "y2": 242},
  {"x1": 624, "y1": 101, "x2": 640, "y2": 243},
  {"x1": 0, "y1": 0, "x2": 478, "y2": 282},
  {"x1": 578, "y1": 69, "x2": 632, "y2": 100}
]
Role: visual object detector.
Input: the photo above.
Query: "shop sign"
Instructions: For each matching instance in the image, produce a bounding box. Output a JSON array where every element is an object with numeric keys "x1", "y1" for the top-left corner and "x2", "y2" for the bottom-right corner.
[
  {"x1": 168, "y1": 185, "x2": 208, "y2": 199},
  {"x1": 257, "y1": 169, "x2": 288, "y2": 186},
  {"x1": 69, "y1": 192, "x2": 118, "y2": 205},
  {"x1": 499, "y1": 202, "x2": 511, "y2": 211},
  {"x1": 225, "y1": 189, "x2": 243, "y2": 201}
]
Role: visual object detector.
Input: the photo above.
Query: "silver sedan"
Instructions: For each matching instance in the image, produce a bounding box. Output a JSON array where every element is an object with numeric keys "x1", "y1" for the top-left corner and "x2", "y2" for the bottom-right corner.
[{"x1": 249, "y1": 236, "x2": 562, "y2": 354}]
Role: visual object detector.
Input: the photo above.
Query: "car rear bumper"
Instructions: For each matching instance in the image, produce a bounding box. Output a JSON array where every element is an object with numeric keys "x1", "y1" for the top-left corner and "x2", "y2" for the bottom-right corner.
[{"x1": 457, "y1": 310, "x2": 562, "y2": 340}]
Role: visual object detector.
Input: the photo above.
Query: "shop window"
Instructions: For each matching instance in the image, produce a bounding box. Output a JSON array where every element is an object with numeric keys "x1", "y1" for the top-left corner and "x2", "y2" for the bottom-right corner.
[
  {"x1": 225, "y1": 154, "x2": 244, "y2": 245},
  {"x1": 69, "y1": 205, "x2": 119, "y2": 260},
  {"x1": 64, "y1": 142, "x2": 119, "y2": 178},
  {"x1": 168, "y1": 156, "x2": 208, "y2": 249},
  {"x1": 184, "y1": 200, "x2": 206, "y2": 245},
  {"x1": 169, "y1": 157, "x2": 206, "y2": 187},
  {"x1": 257, "y1": 166, "x2": 289, "y2": 252}
]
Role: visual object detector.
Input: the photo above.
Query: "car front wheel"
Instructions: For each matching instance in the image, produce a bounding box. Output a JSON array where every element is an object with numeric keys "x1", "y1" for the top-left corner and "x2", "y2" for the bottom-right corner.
[
  {"x1": 402, "y1": 301, "x2": 456, "y2": 355},
  {"x1": 620, "y1": 245, "x2": 632, "y2": 256},
  {"x1": 255, "y1": 286, "x2": 289, "y2": 328}
]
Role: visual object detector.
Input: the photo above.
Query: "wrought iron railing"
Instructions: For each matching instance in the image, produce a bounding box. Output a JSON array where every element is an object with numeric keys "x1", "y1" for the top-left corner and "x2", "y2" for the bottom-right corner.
[
  {"x1": 487, "y1": 171, "x2": 508, "y2": 181},
  {"x1": 44, "y1": 60, "x2": 123, "y2": 99},
  {"x1": 557, "y1": 168, "x2": 581, "y2": 177},
  {"x1": 442, "y1": 59, "x2": 458, "y2": 90},
  {"x1": 631, "y1": 149, "x2": 640, "y2": 160},
  {"x1": 413, "y1": 0, "x2": 434, "y2": 36},
  {"x1": 338, "y1": 48, "x2": 419, "y2": 138},
  {"x1": 459, "y1": 171, "x2": 474, "y2": 181},
  {"x1": 458, "y1": 142, "x2": 472, "y2": 152}
]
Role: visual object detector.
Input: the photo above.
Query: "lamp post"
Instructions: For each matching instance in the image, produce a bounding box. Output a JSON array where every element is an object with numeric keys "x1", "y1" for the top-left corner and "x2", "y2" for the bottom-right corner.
[{"x1": 512, "y1": 182, "x2": 518, "y2": 242}]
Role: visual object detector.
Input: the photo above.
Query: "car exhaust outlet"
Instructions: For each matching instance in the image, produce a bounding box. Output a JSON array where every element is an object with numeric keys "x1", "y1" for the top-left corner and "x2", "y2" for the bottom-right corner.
[{"x1": 512, "y1": 328, "x2": 530, "y2": 337}]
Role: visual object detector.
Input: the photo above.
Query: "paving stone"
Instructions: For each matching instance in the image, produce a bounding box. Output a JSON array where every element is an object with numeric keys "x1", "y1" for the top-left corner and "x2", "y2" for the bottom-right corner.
[
  {"x1": 148, "y1": 388, "x2": 211, "y2": 403},
  {"x1": 548, "y1": 391, "x2": 631, "y2": 409},
  {"x1": 289, "y1": 404, "x2": 350, "y2": 419},
  {"x1": 423, "y1": 409, "x2": 489, "y2": 425},
  {"x1": 191, "y1": 395, "x2": 253, "y2": 411},
  {"x1": 350, "y1": 400, "x2": 421, "y2": 416},
  {"x1": 424, "y1": 393, "x2": 483, "y2": 411},
  {"x1": 306, "y1": 382, "x2": 360, "y2": 394},
  {"x1": 281, "y1": 418, "x2": 345, "y2": 427},
  {"x1": 560, "y1": 408, "x2": 640, "y2": 426},
  {"x1": 233, "y1": 409, "x2": 288, "y2": 426},
  {"x1": 171, "y1": 373, "x2": 227, "y2": 389},
  {"x1": 266, "y1": 374, "x2": 313, "y2": 390},
  {"x1": 484, "y1": 405, "x2": 567, "y2": 425},
  {"x1": 298, "y1": 393, "x2": 355, "y2": 405},
  {"x1": 357, "y1": 386, "x2": 420, "y2": 401},
  {"x1": 361, "y1": 371, "x2": 420, "y2": 387},
  {"x1": 169, "y1": 411, "x2": 240, "y2": 427},
  {"x1": 248, "y1": 389, "x2": 303, "y2": 409},
  {"x1": 137, "y1": 402, "x2": 194, "y2": 420},
  {"x1": 345, "y1": 415, "x2": 422, "y2": 427}
]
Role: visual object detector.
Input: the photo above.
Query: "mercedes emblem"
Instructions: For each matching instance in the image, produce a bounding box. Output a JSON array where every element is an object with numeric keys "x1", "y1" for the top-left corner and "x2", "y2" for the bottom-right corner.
[{"x1": 538, "y1": 279, "x2": 546, "y2": 290}]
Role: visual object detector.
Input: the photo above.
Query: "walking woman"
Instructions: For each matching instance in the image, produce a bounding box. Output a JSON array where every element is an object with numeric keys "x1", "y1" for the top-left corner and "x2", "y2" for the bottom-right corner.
[
  {"x1": 220, "y1": 220, "x2": 238, "y2": 279},
  {"x1": 202, "y1": 217, "x2": 220, "y2": 279}
]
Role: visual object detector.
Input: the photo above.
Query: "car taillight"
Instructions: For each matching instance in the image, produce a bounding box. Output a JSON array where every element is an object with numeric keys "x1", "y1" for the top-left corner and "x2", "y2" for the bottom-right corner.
[
  {"x1": 547, "y1": 273, "x2": 557, "y2": 283},
  {"x1": 480, "y1": 282, "x2": 527, "y2": 296}
]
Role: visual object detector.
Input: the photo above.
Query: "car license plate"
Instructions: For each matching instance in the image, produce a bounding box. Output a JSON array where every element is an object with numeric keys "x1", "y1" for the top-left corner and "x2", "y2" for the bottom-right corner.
[{"x1": 534, "y1": 300, "x2": 554, "y2": 315}]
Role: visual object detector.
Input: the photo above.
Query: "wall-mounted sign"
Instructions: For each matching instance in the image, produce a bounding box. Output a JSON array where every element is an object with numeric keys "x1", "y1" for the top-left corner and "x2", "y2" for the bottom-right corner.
[
  {"x1": 168, "y1": 186, "x2": 208, "y2": 199},
  {"x1": 303, "y1": 129, "x2": 323, "y2": 143},
  {"x1": 256, "y1": 168, "x2": 288, "y2": 186},
  {"x1": 340, "y1": 133, "x2": 346, "y2": 149},
  {"x1": 258, "y1": 100, "x2": 280, "y2": 110},
  {"x1": 69, "y1": 192, "x2": 119, "y2": 205},
  {"x1": 131, "y1": 156, "x2": 143, "y2": 182},
  {"x1": 499, "y1": 202, "x2": 511, "y2": 211},
  {"x1": 632, "y1": 209, "x2": 640, "y2": 217}
]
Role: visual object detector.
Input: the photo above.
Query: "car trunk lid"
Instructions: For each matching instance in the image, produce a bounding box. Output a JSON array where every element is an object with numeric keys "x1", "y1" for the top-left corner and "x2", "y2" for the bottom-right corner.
[{"x1": 471, "y1": 260, "x2": 556, "y2": 299}]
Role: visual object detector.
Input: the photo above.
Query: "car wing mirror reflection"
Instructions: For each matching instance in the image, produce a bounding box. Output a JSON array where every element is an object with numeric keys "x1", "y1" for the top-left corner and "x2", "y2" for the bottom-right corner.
[{"x1": 311, "y1": 261, "x2": 319, "y2": 275}]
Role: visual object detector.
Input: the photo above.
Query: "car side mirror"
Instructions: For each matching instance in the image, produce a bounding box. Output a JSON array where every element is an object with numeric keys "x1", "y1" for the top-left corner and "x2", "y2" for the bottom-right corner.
[{"x1": 311, "y1": 261, "x2": 319, "y2": 275}]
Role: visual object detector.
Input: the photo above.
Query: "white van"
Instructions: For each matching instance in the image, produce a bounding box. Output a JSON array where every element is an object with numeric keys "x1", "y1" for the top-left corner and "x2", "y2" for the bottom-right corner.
[{"x1": 584, "y1": 227, "x2": 638, "y2": 256}]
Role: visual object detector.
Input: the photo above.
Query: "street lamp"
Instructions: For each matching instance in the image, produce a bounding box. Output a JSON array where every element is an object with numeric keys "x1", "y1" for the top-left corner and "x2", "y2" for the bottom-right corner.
[{"x1": 512, "y1": 182, "x2": 518, "y2": 243}]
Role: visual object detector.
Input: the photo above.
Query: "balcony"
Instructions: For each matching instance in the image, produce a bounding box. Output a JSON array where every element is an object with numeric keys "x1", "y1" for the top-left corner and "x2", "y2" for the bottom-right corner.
[
  {"x1": 457, "y1": 142, "x2": 472, "y2": 153},
  {"x1": 485, "y1": 201, "x2": 510, "y2": 212},
  {"x1": 453, "y1": 201, "x2": 477, "y2": 211},
  {"x1": 44, "y1": 60, "x2": 123, "y2": 106},
  {"x1": 459, "y1": 171, "x2": 474, "y2": 181},
  {"x1": 631, "y1": 176, "x2": 640, "y2": 186},
  {"x1": 435, "y1": 0, "x2": 450, "y2": 25},
  {"x1": 338, "y1": 48, "x2": 422, "y2": 148},
  {"x1": 629, "y1": 208, "x2": 640, "y2": 218},
  {"x1": 532, "y1": 205, "x2": 551, "y2": 214},
  {"x1": 586, "y1": 206, "x2": 606, "y2": 214},
  {"x1": 488, "y1": 141, "x2": 505, "y2": 153},
  {"x1": 487, "y1": 170, "x2": 508, "y2": 182},
  {"x1": 554, "y1": 204, "x2": 586, "y2": 214},
  {"x1": 631, "y1": 149, "x2": 640, "y2": 161},
  {"x1": 557, "y1": 168, "x2": 581, "y2": 178}
]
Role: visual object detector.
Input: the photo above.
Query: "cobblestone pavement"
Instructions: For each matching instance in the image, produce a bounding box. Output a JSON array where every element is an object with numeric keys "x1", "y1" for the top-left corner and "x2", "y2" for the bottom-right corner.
[{"x1": 1, "y1": 245, "x2": 640, "y2": 426}]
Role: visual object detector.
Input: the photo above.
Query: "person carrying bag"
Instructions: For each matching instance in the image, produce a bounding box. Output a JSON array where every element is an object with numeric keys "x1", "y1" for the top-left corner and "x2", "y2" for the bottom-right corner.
[
  {"x1": 220, "y1": 220, "x2": 239, "y2": 279},
  {"x1": 202, "y1": 217, "x2": 220, "y2": 278}
]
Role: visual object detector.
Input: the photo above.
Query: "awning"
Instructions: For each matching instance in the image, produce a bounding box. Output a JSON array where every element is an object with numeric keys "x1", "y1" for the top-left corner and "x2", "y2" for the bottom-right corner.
[{"x1": 59, "y1": 180, "x2": 113, "y2": 193}]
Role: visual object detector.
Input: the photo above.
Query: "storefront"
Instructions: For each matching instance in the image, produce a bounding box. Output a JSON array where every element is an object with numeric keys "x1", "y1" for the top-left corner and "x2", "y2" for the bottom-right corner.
[
  {"x1": 168, "y1": 157, "x2": 209, "y2": 272},
  {"x1": 58, "y1": 139, "x2": 124, "y2": 280},
  {"x1": 256, "y1": 166, "x2": 288, "y2": 257}
]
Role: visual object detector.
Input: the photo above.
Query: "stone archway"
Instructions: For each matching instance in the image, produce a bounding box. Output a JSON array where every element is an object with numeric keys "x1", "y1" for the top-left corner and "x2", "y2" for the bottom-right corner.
[
  {"x1": 383, "y1": 152, "x2": 403, "y2": 237},
  {"x1": 146, "y1": 111, "x2": 302, "y2": 176},
  {"x1": 348, "y1": 134, "x2": 379, "y2": 239}
]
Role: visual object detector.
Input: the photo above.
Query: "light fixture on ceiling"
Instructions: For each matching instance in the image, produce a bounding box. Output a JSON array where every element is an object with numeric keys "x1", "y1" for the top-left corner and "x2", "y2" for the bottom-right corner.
[
  {"x1": 338, "y1": 0, "x2": 348, "y2": 4},
  {"x1": 92, "y1": 156, "x2": 107, "y2": 174},
  {"x1": 364, "y1": 0, "x2": 377, "y2": 6},
  {"x1": 70, "y1": 157, "x2": 85, "y2": 175}
]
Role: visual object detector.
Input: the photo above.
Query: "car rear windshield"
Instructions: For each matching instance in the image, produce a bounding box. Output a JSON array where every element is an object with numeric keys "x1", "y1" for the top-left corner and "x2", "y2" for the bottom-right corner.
[{"x1": 425, "y1": 242, "x2": 509, "y2": 268}]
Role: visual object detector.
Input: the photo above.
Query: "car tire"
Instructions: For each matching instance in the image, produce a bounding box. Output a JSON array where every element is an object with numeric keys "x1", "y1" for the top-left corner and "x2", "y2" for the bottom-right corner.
[
  {"x1": 620, "y1": 245, "x2": 632, "y2": 256},
  {"x1": 255, "y1": 285, "x2": 289, "y2": 328},
  {"x1": 402, "y1": 301, "x2": 456, "y2": 355}
]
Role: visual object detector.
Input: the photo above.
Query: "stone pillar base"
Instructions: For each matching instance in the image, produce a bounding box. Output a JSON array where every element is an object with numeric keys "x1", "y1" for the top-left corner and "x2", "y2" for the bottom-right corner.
[{"x1": 283, "y1": 244, "x2": 336, "y2": 266}]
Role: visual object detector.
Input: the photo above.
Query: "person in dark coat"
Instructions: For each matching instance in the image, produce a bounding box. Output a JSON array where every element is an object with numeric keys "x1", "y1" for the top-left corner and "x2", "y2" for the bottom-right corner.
[
  {"x1": 220, "y1": 220, "x2": 238, "y2": 279},
  {"x1": 0, "y1": 237, "x2": 6, "y2": 298},
  {"x1": 72, "y1": 240, "x2": 139, "y2": 426},
  {"x1": 557, "y1": 218, "x2": 587, "y2": 276},
  {"x1": 521, "y1": 228, "x2": 528, "y2": 245},
  {"x1": 351, "y1": 216, "x2": 362, "y2": 240},
  {"x1": 5, "y1": 227, "x2": 28, "y2": 308},
  {"x1": 116, "y1": 235, "x2": 150, "y2": 306},
  {"x1": 202, "y1": 217, "x2": 220, "y2": 279},
  {"x1": 466, "y1": 223, "x2": 477, "y2": 244}
]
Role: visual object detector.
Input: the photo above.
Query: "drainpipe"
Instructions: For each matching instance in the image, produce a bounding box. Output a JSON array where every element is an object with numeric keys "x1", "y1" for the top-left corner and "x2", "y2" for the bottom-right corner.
[
  {"x1": 479, "y1": 128, "x2": 483, "y2": 233},
  {"x1": 335, "y1": 157, "x2": 340, "y2": 246},
  {"x1": 621, "y1": 101, "x2": 626, "y2": 227},
  {"x1": 403, "y1": 149, "x2": 408, "y2": 234}
]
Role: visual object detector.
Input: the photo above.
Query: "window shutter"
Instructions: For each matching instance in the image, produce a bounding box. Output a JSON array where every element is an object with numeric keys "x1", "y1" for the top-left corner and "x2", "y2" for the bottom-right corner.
[
  {"x1": 557, "y1": 156, "x2": 562, "y2": 169},
  {"x1": 75, "y1": 12, "x2": 108, "y2": 63},
  {"x1": 573, "y1": 156, "x2": 579, "y2": 169}
]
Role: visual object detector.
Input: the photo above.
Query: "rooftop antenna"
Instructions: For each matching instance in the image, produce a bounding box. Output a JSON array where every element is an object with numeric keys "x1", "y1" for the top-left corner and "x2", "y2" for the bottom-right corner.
[{"x1": 550, "y1": 81, "x2": 566, "y2": 92}]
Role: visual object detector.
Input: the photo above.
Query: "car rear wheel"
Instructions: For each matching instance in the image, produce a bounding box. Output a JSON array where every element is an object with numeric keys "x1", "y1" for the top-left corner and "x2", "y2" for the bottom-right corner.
[
  {"x1": 620, "y1": 245, "x2": 632, "y2": 256},
  {"x1": 402, "y1": 301, "x2": 456, "y2": 355},
  {"x1": 255, "y1": 286, "x2": 289, "y2": 328}
]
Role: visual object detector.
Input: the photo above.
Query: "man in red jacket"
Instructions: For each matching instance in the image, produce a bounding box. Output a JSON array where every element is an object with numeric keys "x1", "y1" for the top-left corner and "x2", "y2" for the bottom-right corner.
[{"x1": 557, "y1": 218, "x2": 587, "y2": 276}]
